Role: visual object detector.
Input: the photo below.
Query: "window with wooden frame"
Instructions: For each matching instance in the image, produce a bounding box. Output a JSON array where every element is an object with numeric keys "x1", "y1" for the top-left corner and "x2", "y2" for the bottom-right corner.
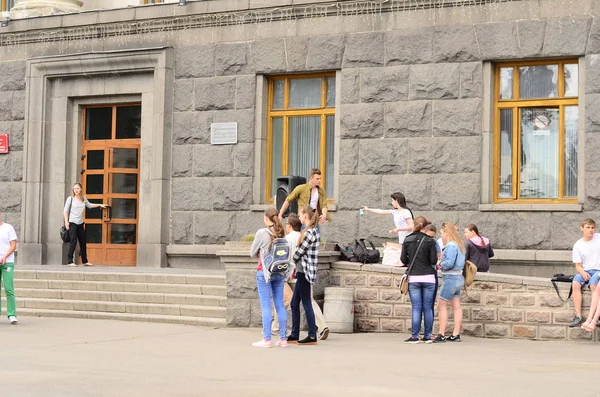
[
  {"x1": 1, "y1": 0, "x2": 14, "y2": 11},
  {"x1": 266, "y1": 74, "x2": 336, "y2": 203},
  {"x1": 494, "y1": 60, "x2": 579, "y2": 203},
  {"x1": 143, "y1": 0, "x2": 164, "y2": 4}
]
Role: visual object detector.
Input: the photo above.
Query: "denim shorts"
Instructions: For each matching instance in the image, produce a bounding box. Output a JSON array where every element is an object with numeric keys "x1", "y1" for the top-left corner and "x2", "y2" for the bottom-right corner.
[
  {"x1": 573, "y1": 269, "x2": 600, "y2": 286},
  {"x1": 439, "y1": 274, "x2": 464, "y2": 301}
]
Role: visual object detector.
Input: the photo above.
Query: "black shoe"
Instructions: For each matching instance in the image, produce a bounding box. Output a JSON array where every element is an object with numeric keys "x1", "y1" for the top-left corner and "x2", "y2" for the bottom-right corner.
[
  {"x1": 319, "y1": 327, "x2": 330, "y2": 341},
  {"x1": 568, "y1": 316, "x2": 584, "y2": 328},
  {"x1": 448, "y1": 334, "x2": 461, "y2": 342},
  {"x1": 298, "y1": 336, "x2": 318, "y2": 345},
  {"x1": 421, "y1": 337, "x2": 433, "y2": 344},
  {"x1": 287, "y1": 335, "x2": 299, "y2": 344},
  {"x1": 404, "y1": 336, "x2": 421, "y2": 344},
  {"x1": 433, "y1": 334, "x2": 446, "y2": 343}
]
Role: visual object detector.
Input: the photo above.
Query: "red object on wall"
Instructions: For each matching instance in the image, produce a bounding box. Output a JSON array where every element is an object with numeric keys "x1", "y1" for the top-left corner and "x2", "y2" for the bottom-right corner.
[{"x1": 0, "y1": 134, "x2": 8, "y2": 154}]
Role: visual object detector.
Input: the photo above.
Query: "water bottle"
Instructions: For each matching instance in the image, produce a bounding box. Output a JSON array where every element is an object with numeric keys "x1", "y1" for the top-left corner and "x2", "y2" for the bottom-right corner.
[{"x1": 359, "y1": 208, "x2": 364, "y2": 216}]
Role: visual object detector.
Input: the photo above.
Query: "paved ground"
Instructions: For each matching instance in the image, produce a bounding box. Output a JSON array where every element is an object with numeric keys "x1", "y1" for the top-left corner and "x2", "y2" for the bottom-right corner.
[{"x1": 3, "y1": 317, "x2": 600, "y2": 397}]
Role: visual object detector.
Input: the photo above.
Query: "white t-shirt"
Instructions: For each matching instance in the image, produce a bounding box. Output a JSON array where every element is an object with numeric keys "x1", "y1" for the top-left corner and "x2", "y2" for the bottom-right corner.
[
  {"x1": 286, "y1": 231, "x2": 301, "y2": 256},
  {"x1": 392, "y1": 209, "x2": 412, "y2": 244},
  {"x1": 0, "y1": 223, "x2": 18, "y2": 263},
  {"x1": 309, "y1": 188, "x2": 319, "y2": 210},
  {"x1": 437, "y1": 237, "x2": 445, "y2": 250},
  {"x1": 573, "y1": 233, "x2": 600, "y2": 271}
]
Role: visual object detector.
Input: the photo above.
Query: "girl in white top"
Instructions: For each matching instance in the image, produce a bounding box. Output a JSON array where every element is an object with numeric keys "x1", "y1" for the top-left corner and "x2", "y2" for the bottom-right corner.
[{"x1": 361, "y1": 192, "x2": 414, "y2": 245}]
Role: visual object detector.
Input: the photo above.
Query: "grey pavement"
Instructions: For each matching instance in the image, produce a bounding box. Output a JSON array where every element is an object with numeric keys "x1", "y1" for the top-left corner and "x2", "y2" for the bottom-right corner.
[{"x1": 3, "y1": 317, "x2": 600, "y2": 397}]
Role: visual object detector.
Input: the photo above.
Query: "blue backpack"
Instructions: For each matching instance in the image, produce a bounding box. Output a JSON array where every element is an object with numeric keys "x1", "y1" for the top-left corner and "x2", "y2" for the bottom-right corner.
[{"x1": 263, "y1": 235, "x2": 292, "y2": 274}]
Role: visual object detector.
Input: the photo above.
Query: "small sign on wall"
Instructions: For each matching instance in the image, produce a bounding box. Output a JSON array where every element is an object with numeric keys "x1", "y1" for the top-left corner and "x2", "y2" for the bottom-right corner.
[
  {"x1": 211, "y1": 122, "x2": 238, "y2": 145},
  {"x1": 0, "y1": 134, "x2": 8, "y2": 154}
]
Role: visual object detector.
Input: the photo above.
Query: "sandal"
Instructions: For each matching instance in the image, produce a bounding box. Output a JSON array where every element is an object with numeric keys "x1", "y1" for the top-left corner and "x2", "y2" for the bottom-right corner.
[{"x1": 582, "y1": 322, "x2": 596, "y2": 332}]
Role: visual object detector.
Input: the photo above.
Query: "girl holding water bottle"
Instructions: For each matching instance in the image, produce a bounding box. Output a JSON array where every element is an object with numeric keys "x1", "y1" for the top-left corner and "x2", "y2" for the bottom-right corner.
[{"x1": 361, "y1": 192, "x2": 414, "y2": 246}]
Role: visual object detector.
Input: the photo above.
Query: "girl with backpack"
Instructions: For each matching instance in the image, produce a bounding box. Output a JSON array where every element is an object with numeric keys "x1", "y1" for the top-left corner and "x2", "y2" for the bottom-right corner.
[
  {"x1": 361, "y1": 192, "x2": 414, "y2": 246},
  {"x1": 434, "y1": 222, "x2": 466, "y2": 343},
  {"x1": 464, "y1": 224, "x2": 494, "y2": 272},
  {"x1": 249, "y1": 208, "x2": 288, "y2": 348},
  {"x1": 400, "y1": 217, "x2": 438, "y2": 343},
  {"x1": 288, "y1": 206, "x2": 321, "y2": 345}
]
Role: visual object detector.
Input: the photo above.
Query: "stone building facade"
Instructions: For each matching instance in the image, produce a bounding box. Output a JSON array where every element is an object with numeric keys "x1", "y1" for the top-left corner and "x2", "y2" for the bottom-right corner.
[{"x1": 0, "y1": 0, "x2": 599, "y2": 267}]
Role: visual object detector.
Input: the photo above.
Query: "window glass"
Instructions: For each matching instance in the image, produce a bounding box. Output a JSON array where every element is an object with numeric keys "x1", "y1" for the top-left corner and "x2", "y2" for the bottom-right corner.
[
  {"x1": 111, "y1": 198, "x2": 137, "y2": 219},
  {"x1": 273, "y1": 80, "x2": 284, "y2": 110},
  {"x1": 288, "y1": 116, "x2": 321, "y2": 179},
  {"x1": 116, "y1": 106, "x2": 141, "y2": 139},
  {"x1": 87, "y1": 150, "x2": 104, "y2": 170},
  {"x1": 110, "y1": 224, "x2": 136, "y2": 244},
  {"x1": 112, "y1": 148, "x2": 138, "y2": 169},
  {"x1": 564, "y1": 64, "x2": 578, "y2": 97},
  {"x1": 270, "y1": 118, "x2": 283, "y2": 199},
  {"x1": 519, "y1": 108, "x2": 559, "y2": 198},
  {"x1": 500, "y1": 68, "x2": 513, "y2": 100},
  {"x1": 289, "y1": 78, "x2": 321, "y2": 108},
  {"x1": 519, "y1": 65, "x2": 558, "y2": 99},
  {"x1": 86, "y1": 174, "x2": 104, "y2": 195},
  {"x1": 85, "y1": 199, "x2": 103, "y2": 220},
  {"x1": 112, "y1": 174, "x2": 138, "y2": 194},
  {"x1": 86, "y1": 108, "x2": 112, "y2": 140},
  {"x1": 498, "y1": 109, "x2": 513, "y2": 199},
  {"x1": 325, "y1": 115, "x2": 335, "y2": 197},
  {"x1": 86, "y1": 224, "x2": 102, "y2": 244},
  {"x1": 326, "y1": 78, "x2": 336, "y2": 107},
  {"x1": 564, "y1": 106, "x2": 578, "y2": 197}
]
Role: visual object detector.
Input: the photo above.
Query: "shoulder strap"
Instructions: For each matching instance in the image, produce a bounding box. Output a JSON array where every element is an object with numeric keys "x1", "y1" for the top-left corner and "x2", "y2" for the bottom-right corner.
[
  {"x1": 68, "y1": 197, "x2": 73, "y2": 215},
  {"x1": 551, "y1": 280, "x2": 574, "y2": 302},
  {"x1": 406, "y1": 236, "x2": 426, "y2": 276}
]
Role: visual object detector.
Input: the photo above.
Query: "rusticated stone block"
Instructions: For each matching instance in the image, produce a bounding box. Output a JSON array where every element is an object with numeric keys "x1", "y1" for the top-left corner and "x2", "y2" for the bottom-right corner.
[
  {"x1": 460, "y1": 62, "x2": 482, "y2": 99},
  {"x1": 485, "y1": 324, "x2": 509, "y2": 338},
  {"x1": 526, "y1": 285, "x2": 551, "y2": 291},
  {"x1": 235, "y1": 75, "x2": 256, "y2": 110},
  {"x1": 173, "y1": 79, "x2": 194, "y2": 112},
  {"x1": 472, "y1": 282, "x2": 498, "y2": 291},
  {"x1": 369, "y1": 276, "x2": 392, "y2": 287},
  {"x1": 369, "y1": 303, "x2": 393, "y2": 317},
  {"x1": 460, "y1": 292, "x2": 481, "y2": 304},
  {"x1": 568, "y1": 327, "x2": 593, "y2": 340},
  {"x1": 330, "y1": 275, "x2": 341, "y2": 286},
  {"x1": 360, "y1": 66, "x2": 409, "y2": 103},
  {"x1": 432, "y1": 174, "x2": 480, "y2": 211},
  {"x1": 485, "y1": 294, "x2": 508, "y2": 306},
  {"x1": 384, "y1": 101, "x2": 432, "y2": 138},
  {"x1": 475, "y1": 22, "x2": 519, "y2": 60},
  {"x1": 341, "y1": 69, "x2": 360, "y2": 104},
  {"x1": 285, "y1": 36, "x2": 309, "y2": 72},
  {"x1": 462, "y1": 308, "x2": 470, "y2": 321},
  {"x1": 539, "y1": 295, "x2": 566, "y2": 308},
  {"x1": 381, "y1": 289, "x2": 403, "y2": 302},
  {"x1": 344, "y1": 275, "x2": 367, "y2": 286},
  {"x1": 409, "y1": 63, "x2": 459, "y2": 100},
  {"x1": 212, "y1": 178, "x2": 252, "y2": 211},
  {"x1": 340, "y1": 103, "x2": 384, "y2": 139},
  {"x1": 358, "y1": 138, "x2": 408, "y2": 175},
  {"x1": 393, "y1": 305, "x2": 411, "y2": 318},
  {"x1": 175, "y1": 45, "x2": 215, "y2": 78},
  {"x1": 499, "y1": 309, "x2": 524, "y2": 323},
  {"x1": 356, "y1": 288, "x2": 378, "y2": 301},
  {"x1": 233, "y1": 143, "x2": 254, "y2": 177},
  {"x1": 433, "y1": 98, "x2": 481, "y2": 136},
  {"x1": 500, "y1": 283, "x2": 525, "y2": 291},
  {"x1": 586, "y1": 95, "x2": 600, "y2": 134},
  {"x1": 511, "y1": 295, "x2": 536, "y2": 307},
  {"x1": 251, "y1": 39, "x2": 286, "y2": 73},
  {"x1": 434, "y1": 26, "x2": 480, "y2": 63},
  {"x1": 343, "y1": 32, "x2": 384, "y2": 68},
  {"x1": 472, "y1": 308, "x2": 496, "y2": 321},
  {"x1": 553, "y1": 311, "x2": 575, "y2": 324},
  {"x1": 171, "y1": 212, "x2": 193, "y2": 245},
  {"x1": 250, "y1": 300, "x2": 263, "y2": 328},
  {"x1": 194, "y1": 77, "x2": 236, "y2": 111},
  {"x1": 172, "y1": 178, "x2": 212, "y2": 211},
  {"x1": 539, "y1": 326, "x2": 566, "y2": 340},
  {"x1": 462, "y1": 323, "x2": 484, "y2": 337},
  {"x1": 512, "y1": 325, "x2": 537, "y2": 339},
  {"x1": 356, "y1": 318, "x2": 380, "y2": 332},
  {"x1": 226, "y1": 299, "x2": 251, "y2": 327},
  {"x1": 354, "y1": 303, "x2": 367, "y2": 316},
  {"x1": 517, "y1": 20, "x2": 545, "y2": 58},
  {"x1": 381, "y1": 319, "x2": 404, "y2": 332},
  {"x1": 385, "y1": 28, "x2": 433, "y2": 65},
  {"x1": 339, "y1": 139, "x2": 359, "y2": 175},
  {"x1": 195, "y1": 212, "x2": 236, "y2": 244},
  {"x1": 338, "y1": 175, "x2": 381, "y2": 210},
  {"x1": 434, "y1": 136, "x2": 481, "y2": 174},
  {"x1": 543, "y1": 18, "x2": 591, "y2": 57},
  {"x1": 0, "y1": 61, "x2": 25, "y2": 92},
  {"x1": 306, "y1": 34, "x2": 345, "y2": 70},
  {"x1": 526, "y1": 311, "x2": 551, "y2": 324},
  {"x1": 192, "y1": 145, "x2": 233, "y2": 177},
  {"x1": 172, "y1": 111, "x2": 210, "y2": 145},
  {"x1": 214, "y1": 43, "x2": 253, "y2": 76}
]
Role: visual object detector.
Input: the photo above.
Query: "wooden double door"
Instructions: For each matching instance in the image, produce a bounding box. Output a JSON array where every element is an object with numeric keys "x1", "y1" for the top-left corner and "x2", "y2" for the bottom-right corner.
[{"x1": 81, "y1": 104, "x2": 141, "y2": 266}]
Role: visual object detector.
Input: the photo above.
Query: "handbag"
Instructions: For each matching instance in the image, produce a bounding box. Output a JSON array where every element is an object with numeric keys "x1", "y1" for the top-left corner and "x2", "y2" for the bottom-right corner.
[
  {"x1": 550, "y1": 273, "x2": 576, "y2": 302},
  {"x1": 60, "y1": 197, "x2": 73, "y2": 243},
  {"x1": 399, "y1": 236, "x2": 426, "y2": 295}
]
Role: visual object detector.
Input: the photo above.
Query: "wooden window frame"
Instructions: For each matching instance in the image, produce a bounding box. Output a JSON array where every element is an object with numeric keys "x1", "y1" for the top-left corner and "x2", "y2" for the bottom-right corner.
[
  {"x1": 266, "y1": 73, "x2": 336, "y2": 204},
  {"x1": 493, "y1": 59, "x2": 579, "y2": 204},
  {"x1": 143, "y1": 0, "x2": 164, "y2": 4},
  {"x1": 1, "y1": 0, "x2": 13, "y2": 12}
]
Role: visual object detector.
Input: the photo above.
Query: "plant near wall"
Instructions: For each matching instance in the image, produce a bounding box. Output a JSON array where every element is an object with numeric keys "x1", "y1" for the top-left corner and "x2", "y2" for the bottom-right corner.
[{"x1": 241, "y1": 234, "x2": 255, "y2": 242}]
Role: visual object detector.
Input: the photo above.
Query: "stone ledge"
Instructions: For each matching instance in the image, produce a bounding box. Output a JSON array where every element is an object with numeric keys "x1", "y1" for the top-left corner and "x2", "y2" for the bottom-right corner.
[
  {"x1": 492, "y1": 249, "x2": 571, "y2": 263},
  {"x1": 479, "y1": 204, "x2": 583, "y2": 212},
  {"x1": 166, "y1": 244, "x2": 224, "y2": 256},
  {"x1": 249, "y1": 204, "x2": 338, "y2": 212}
]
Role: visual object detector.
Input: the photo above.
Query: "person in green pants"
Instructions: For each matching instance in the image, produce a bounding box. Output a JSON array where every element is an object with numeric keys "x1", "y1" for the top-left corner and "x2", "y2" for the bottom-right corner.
[{"x1": 0, "y1": 213, "x2": 17, "y2": 325}]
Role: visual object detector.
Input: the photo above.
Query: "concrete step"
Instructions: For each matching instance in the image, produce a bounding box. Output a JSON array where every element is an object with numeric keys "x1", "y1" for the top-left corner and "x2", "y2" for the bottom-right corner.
[
  {"x1": 16, "y1": 298, "x2": 226, "y2": 318},
  {"x1": 18, "y1": 308, "x2": 226, "y2": 327},
  {"x1": 14, "y1": 279, "x2": 226, "y2": 296},
  {"x1": 14, "y1": 270, "x2": 226, "y2": 286},
  {"x1": 12, "y1": 288, "x2": 227, "y2": 307}
]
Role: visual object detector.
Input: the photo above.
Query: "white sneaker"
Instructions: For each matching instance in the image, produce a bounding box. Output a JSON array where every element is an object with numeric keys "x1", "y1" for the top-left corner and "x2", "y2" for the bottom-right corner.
[{"x1": 8, "y1": 316, "x2": 17, "y2": 325}]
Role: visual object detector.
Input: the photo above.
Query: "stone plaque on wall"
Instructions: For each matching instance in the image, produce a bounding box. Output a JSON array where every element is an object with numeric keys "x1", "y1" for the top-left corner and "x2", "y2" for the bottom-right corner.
[{"x1": 211, "y1": 122, "x2": 238, "y2": 145}]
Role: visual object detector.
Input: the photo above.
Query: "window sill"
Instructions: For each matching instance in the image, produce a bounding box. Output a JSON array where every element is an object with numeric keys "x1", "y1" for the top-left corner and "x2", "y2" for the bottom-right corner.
[
  {"x1": 250, "y1": 204, "x2": 338, "y2": 212},
  {"x1": 479, "y1": 203, "x2": 583, "y2": 212}
]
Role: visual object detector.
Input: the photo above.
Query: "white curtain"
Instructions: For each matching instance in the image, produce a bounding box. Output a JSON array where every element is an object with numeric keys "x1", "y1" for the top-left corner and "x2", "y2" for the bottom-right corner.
[{"x1": 288, "y1": 116, "x2": 321, "y2": 182}]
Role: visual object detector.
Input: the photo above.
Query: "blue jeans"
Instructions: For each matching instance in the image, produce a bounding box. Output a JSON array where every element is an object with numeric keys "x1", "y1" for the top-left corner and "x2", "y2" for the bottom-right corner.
[
  {"x1": 408, "y1": 282, "x2": 436, "y2": 339},
  {"x1": 291, "y1": 272, "x2": 317, "y2": 339},
  {"x1": 256, "y1": 271, "x2": 287, "y2": 341}
]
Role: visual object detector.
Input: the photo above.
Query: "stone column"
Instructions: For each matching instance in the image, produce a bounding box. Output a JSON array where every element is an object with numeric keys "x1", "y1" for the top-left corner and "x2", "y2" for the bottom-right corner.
[{"x1": 10, "y1": 0, "x2": 83, "y2": 19}]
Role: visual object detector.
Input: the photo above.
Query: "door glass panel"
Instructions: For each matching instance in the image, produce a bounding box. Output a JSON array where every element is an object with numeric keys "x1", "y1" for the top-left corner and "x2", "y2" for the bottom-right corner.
[
  {"x1": 87, "y1": 150, "x2": 104, "y2": 170},
  {"x1": 520, "y1": 108, "x2": 559, "y2": 199},
  {"x1": 112, "y1": 174, "x2": 138, "y2": 194},
  {"x1": 271, "y1": 117, "x2": 283, "y2": 198},
  {"x1": 273, "y1": 80, "x2": 284, "y2": 110},
  {"x1": 289, "y1": 78, "x2": 321, "y2": 109},
  {"x1": 500, "y1": 68, "x2": 513, "y2": 100},
  {"x1": 112, "y1": 198, "x2": 137, "y2": 219},
  {"x1": 111, "y1": 224, "x2": 136, "y2": 244},
  {"x1": 564, "y1": 64, "x2": 578, "y2": 97},
  {"x1": 116, "y1": 106, "x2": 141, "y2": 139},
  {"x1": 86, "y1": 175, "x2": 104, "y2": 194},
  {"x1": 86, "y1": 224, "x2": 103, "y2": 244},
  {"x1": 498, "y1": 109, "x2": 513, "y2": 199},
  {"x1": 85, "y1": 199, "x2": 103, "y2": 219},
  {"x1": 564, "y1": 106, "x2": 578, "y2": 197},
  {"x1": 519, "y1": 65, "x2": 558, "y2": 99},
  {"x1": 112, "y1": 148, "x2": 138, "y2": 169},
  {"x1": 85, "y1": 107, "x2": 112, "y2": 140},
  {"x1": 288, "y1": 116, "x2": 321, "y2": 180}
]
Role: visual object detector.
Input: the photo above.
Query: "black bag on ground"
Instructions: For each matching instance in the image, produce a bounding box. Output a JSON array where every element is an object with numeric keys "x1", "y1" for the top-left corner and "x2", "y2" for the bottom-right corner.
[
  {"x1": 354, "y1": 239, "x2": 380, "y2": 264},
  {"x1": 336, "y1": 243, "x2": 359, "y2": 262},
  {"x1": 550, "y1": 273, "x2": 575, "y2": 302}
]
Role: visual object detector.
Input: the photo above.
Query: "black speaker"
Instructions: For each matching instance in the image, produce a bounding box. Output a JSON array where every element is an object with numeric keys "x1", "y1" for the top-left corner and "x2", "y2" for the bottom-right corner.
[{"x1": 276, "y1": 175, "x2": 306, "y2": 218}]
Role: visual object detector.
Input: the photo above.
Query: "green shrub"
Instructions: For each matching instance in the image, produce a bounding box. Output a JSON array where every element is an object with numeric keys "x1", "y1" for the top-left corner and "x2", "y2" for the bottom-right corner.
[{"x1": 241, "y1": 234, "x2": 255, "y2": 242}]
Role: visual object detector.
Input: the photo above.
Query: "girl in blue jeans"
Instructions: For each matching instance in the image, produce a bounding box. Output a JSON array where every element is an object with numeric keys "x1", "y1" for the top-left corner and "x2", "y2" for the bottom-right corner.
[
  {"x1": 435, "y1": 222, "x2": 466, "y2": 343},
  {"x1": 250, "y1": 208, "x2": 288, "y2": 348}
]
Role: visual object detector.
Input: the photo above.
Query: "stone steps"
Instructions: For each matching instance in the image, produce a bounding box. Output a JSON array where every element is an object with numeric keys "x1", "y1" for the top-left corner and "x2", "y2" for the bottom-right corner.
[{"x1": 7, "y1": 269, "x2": 227, "y2": 326}]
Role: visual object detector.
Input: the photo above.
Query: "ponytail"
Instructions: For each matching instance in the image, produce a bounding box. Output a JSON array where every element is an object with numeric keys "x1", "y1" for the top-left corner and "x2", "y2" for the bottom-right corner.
[
  {"x1": 466, "y1": 223, "x2": 484, "y2": 246},
  {"x1": 264, "y1": 208, "x2": 285, "y2": 242},
  {"x1": 297, "y1": 206, "x2": 318, "y2": 246},
  {"x1": 412, "y1": 216, "x2": 430, "y2": 233}
]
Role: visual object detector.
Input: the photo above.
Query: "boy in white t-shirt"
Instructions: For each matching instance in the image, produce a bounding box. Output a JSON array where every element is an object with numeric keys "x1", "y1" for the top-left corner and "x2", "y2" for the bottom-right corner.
[
  {"x1": 0, "y1": 213, "x2": 18, "y2": 325},
  {"x1": 569, "y1": 218, "x2": 600, "y2": 327}
]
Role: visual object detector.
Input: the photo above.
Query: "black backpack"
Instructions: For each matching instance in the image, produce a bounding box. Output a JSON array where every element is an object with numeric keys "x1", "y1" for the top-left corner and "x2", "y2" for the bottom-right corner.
[
  {"x1": 354, "y1": 239, "x2": 380, "y2": 264},
  {"x1": 337, "y1": 243, "x2": 360, "y2": 262}
]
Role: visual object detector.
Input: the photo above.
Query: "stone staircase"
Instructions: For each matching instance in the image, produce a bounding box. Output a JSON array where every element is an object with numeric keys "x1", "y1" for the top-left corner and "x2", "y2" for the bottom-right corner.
[{"x1": 5, "y1": 268, "x2": 226, "y2": 327}]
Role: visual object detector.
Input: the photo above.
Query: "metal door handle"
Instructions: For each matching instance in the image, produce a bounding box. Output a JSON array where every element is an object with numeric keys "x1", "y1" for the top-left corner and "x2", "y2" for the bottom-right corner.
[{"x1": 103, "y1": 206, "x2": 112, "y2": 222}]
